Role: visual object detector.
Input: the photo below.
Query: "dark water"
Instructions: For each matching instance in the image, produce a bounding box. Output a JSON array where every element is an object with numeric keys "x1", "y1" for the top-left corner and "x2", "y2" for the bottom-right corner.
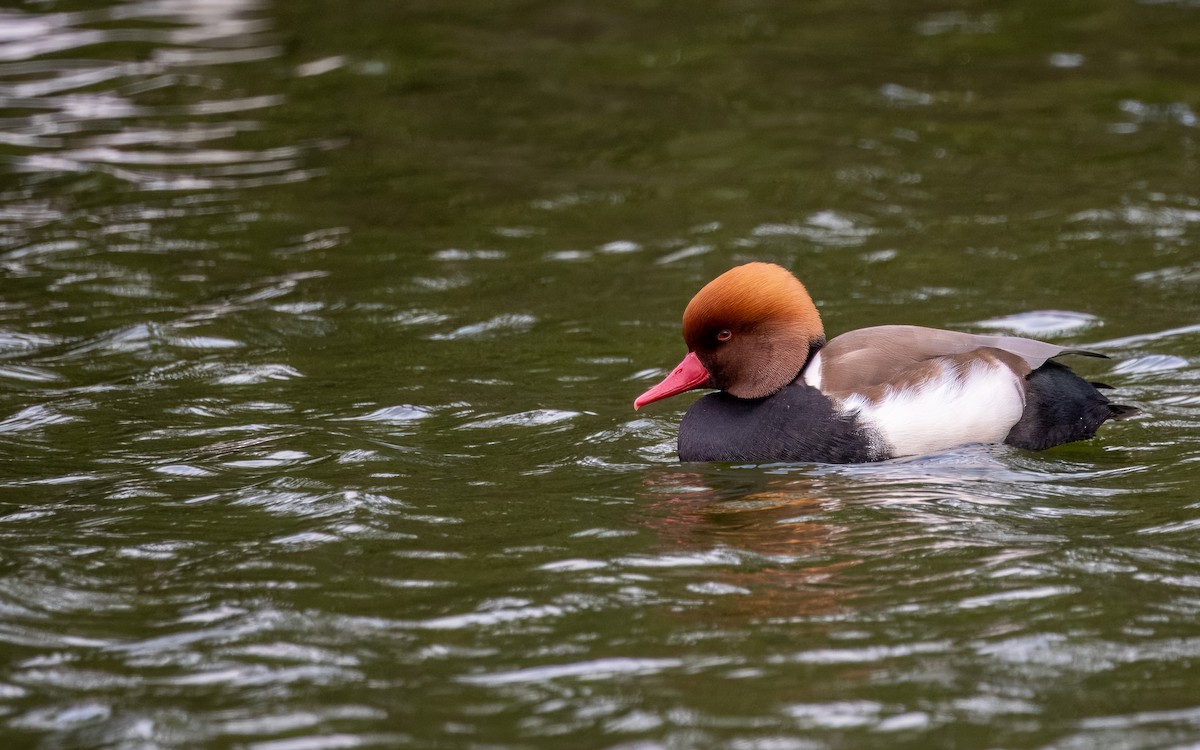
[{"x1": 2, "y1": 1, "x2": 1200, "y2": 748}]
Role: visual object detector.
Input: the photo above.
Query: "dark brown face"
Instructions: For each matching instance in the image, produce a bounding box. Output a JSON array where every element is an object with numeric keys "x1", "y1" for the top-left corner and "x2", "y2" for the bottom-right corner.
[
  {"x1": 688, "y1": 322, "x2": 749, "y2": 392},
  {"x1": 689, "y1": 320, "x2": 820, "y2": 399}
]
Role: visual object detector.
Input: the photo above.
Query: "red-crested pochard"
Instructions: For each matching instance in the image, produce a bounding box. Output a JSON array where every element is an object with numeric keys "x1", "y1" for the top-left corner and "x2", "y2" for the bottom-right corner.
[{"x1": 635, "y1": 262, "x2": 1137, "y2": 463}]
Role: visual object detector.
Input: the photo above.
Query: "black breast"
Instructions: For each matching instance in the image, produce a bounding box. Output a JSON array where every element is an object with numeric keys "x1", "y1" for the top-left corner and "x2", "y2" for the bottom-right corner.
[{"x1": 677, "y1": 380, "x2": 882, "y2": 464}]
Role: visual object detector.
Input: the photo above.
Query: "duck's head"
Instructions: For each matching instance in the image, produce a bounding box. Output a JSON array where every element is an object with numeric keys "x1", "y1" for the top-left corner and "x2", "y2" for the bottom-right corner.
[{"x1": 634, "y1": 262, "x2": 825, "y2": 408}]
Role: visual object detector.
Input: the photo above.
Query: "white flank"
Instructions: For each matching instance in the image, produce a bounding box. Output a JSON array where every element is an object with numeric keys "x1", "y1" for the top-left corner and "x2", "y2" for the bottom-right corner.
[
  {"x1": 837, "y1": 359, "x2": 1026, "y2": 457},
  {"x1": 802, "y1": 350, "x2": 824, "y2": 390}
]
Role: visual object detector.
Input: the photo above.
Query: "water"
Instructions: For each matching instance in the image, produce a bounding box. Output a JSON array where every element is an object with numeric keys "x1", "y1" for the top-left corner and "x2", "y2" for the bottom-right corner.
[{"x1": 1, "y1": 1, "x2": 1199, "y2": 748}]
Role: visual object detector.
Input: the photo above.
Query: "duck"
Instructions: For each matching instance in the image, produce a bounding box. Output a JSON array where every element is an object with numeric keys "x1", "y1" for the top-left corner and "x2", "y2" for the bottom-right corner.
[{"x1": 634, "y1": 262, "x2": 1137, "y2": 463}]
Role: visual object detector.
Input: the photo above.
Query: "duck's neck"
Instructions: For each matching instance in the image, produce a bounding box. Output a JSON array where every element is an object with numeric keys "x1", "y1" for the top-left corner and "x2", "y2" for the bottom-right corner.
[
  {"x1": 800, "y1": 334, "x2": 825, "y2": 372},
  {"x1": 807, "y1": 334, "x2": 826, "y2": 359}
]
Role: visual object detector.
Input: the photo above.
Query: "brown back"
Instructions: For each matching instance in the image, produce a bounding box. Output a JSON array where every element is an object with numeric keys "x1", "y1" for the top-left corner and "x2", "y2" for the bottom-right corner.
[{"x1": 817, "y1": 325, "x2": 1078, "y2": 395}]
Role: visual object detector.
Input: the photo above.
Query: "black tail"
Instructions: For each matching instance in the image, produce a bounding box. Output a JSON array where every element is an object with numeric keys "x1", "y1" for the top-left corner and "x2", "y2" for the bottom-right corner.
[
  {"x1": 1108, "y1": 403, "x2": 1141, "y2": 420},
  {"x1": 1005, "y1": 360, "x2": 1136, "y2": 451}
]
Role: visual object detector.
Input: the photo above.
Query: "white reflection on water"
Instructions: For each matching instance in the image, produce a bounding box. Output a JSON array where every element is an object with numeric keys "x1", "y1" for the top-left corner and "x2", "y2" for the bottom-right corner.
[
  {"x1": 459, "y1": 657, "x2": 684, "y2": 685},
  {"x1": 975, "y1": 310, "x2": 1100, "y2": 336}
]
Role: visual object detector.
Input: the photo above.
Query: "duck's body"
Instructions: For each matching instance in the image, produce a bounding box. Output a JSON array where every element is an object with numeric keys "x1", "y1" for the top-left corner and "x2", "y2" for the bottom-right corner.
[{"x1": 635, "y1": 263, "x2": 1135, "y2": 463}]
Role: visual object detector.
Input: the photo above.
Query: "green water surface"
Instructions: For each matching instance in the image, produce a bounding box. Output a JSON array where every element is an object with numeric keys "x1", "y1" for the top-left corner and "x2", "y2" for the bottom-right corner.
[{"x1": 1, "y1": 1, "x2": 1199, "y2": 748}]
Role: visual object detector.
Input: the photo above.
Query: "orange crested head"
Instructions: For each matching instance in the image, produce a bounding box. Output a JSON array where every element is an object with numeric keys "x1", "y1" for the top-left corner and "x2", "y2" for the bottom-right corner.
[
  {"x1": 634, "y1": 262, "x2": 826, "y2": 409},
  {"x1": 681, "y1": 262, "x2": 825, "y2": 399}
]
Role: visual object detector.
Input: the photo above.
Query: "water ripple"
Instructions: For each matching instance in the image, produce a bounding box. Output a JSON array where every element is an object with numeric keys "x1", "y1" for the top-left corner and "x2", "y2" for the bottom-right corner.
[
  {"x1": 460, "y1": 657, "x2": 685, "y2": 686},
  {"x1": 0, "y1": 1, "x2": 312, "y2": 192}
]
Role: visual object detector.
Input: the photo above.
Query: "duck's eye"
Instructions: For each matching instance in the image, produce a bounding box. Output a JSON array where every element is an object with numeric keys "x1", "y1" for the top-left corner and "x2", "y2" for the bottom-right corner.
[{"x1": 716, "y1": 329, "x2": 732, "y2": 342}]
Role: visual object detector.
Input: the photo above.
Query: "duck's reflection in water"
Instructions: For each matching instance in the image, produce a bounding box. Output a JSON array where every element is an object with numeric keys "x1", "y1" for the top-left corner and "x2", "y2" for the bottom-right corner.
[
  {"x1": 635, "y1": 466, "x2": 862, "y2": 619},
  {"x1": 632, "y1": 448, "x2": 1083, "y2": 620}
]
